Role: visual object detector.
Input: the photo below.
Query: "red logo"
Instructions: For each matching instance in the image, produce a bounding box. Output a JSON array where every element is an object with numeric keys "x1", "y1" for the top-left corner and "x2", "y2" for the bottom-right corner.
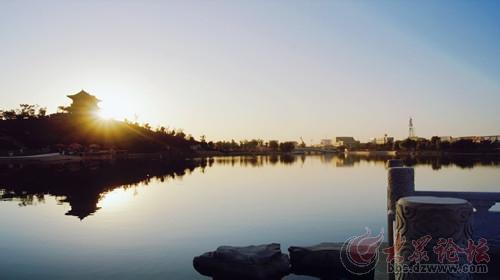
[{"x1": 341, "y1": 228, "x2": 384, "y2": 275}]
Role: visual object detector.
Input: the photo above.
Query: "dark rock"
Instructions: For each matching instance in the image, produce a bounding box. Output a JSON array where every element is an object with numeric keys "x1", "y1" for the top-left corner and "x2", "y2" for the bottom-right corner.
[
  {"x1": 193, "y1": 243, "x2": 290, "y2": 280},
  {"x1": 289, "y1": 243, "x2": 375, "y2": 280}
]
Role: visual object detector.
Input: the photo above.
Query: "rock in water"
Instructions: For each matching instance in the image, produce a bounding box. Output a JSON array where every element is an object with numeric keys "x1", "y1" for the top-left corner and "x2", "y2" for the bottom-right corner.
[
  {"x1": 289, "y1": 243, "x2": 375, "y2": 280},
  {"x1": 193, "y1": 243, "x2": 290, "y2": 280}
]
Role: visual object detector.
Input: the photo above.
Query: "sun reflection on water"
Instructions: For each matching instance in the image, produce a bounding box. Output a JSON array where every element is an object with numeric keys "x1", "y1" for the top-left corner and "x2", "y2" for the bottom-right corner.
[{"x1": 97, "y1": 188, "x2": 135, "y2": 210}]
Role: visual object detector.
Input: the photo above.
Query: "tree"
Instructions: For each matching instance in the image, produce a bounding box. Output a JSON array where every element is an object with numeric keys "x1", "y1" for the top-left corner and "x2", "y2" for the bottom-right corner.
[
  {"x1": 451, "y1": 139, "x2": 475, "y2": 152},
  {"x1": 175, "y1": 129, "x2": 186, "y2": 139},
  {"x1": 37, "y1": 107, "x2": 47, "y2": 118},
  {"x1": 17, "y1": 104, "x2": 38, "y2": 119},
  {"x1": 1, "y1": 110, "x2": 17, "y2": 120},
  {"x1": 199, "y1": 135, "x2": 209, "y2": 150},
  {"x1": 269, "y1": 140, "x2": 279, "y2": 152},
  {"x1": 399, "y1": 139, "x2": 417, "y2": 151},
  {"x1": 299, "y1": 140, "x2": 306, "y2": 148},
  {"x1": 279, "y1": 142, "x2": 295, "y2": 153},
  {"x1": 416, "y1": 139, "x2": 431, "y2": 151},
  {"x1": 230, "y1": 139, "x2": 238, "y2": 150},
  {"x1": 58, "y1": 106, "x2": 70, "y2": 113},
  {"x1": 430, "y1": 136, "x2": 441, "y2": 150},
  {"x1": 1, "y1": 104, "x2": 44, "y2": 120},
  {"x1": 207, "y1": 141, "x2": 214, "y2": 150},
  {"x1": 245, "y1": 139, "x2": 259, "y2": 150},
  {"x1": 157, "y1": 126, "x2": 166, "y2": 134}
]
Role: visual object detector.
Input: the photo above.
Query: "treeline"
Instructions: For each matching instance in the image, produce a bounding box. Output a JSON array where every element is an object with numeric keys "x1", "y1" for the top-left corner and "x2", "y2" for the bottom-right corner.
[
  {"x1": 351, "y1": 137, "x2": 499, "y2": 153},
  {"x1": 0, "y1": 104, "x2": 197, "y2": 155},
  {"x1": 198, "y1": 138, "x2": 296, "y2": 153},
  {"x1": 0, "y1": 104, "x2": 47, "y2": 120},
  {"x1": 0, "y1": 104, "x2": 297, "y2": 156},
  {"x1": 395, "y1": 137, "x2": 498, "y2": 153}
]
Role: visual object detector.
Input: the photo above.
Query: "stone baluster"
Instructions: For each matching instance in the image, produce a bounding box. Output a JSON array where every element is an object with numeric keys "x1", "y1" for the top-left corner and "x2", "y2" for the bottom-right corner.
[{"x1": 394, "y1": 196, "x2": 473, "y2": 280}]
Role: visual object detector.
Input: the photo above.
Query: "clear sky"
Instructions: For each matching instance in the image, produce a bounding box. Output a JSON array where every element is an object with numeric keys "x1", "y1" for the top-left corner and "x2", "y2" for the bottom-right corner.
[{"x1": 1, "y1": 0, "x2": 499, "y2": 142}]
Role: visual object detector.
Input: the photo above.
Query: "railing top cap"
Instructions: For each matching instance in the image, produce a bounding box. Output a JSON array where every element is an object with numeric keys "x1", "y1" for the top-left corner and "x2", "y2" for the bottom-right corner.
[
  {"x1": 398, "y1": 196, "x2": 469, "y2": 206},
  {"x1": 386, "y1": 159, "x2": 404, "y2": 165}
]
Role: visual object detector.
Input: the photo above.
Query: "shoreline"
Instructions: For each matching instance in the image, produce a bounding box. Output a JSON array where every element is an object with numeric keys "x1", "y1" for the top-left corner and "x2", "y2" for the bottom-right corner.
[{"x1": 1, "y1": 150, "x2": 498, "y2": 166}]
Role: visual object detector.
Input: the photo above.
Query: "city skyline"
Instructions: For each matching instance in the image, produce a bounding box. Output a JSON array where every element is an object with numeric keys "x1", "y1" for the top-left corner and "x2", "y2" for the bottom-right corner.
[{"x1": 1, "y1": 1, "x2": 499, "y2": 141}]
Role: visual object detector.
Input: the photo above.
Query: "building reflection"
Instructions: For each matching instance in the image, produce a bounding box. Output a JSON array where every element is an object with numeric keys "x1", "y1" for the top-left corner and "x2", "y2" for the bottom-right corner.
[
  {"x1": 0, "y1": 158, "x2": 206, "y2": 219},
  {"x1": 213, "y1": 155, "x2": 299, "y2": 167}
]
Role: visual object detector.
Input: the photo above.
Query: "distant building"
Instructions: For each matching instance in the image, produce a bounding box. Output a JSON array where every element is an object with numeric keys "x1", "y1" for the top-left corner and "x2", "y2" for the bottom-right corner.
[
  {"x1": 334, "y1": 137, "x2": 360, "y2": 148},
  {"x1": 408, "y1": 117, "x2": 416, "y2": 139},
  {"x1": 486, "y1": 135, "x2": 500, "y2": 142},
  {"x1": 320, "y1": 139, "x2": 333, "y2": 147},
  {"x1": 434, "y1": 135, "x2": 499, "y2": 143},
  {"x1": 373, "y1": 134, "x2": 394, "y2": 145},
  {"x1": 66, "y1": 90, "x2": 101, "y2": 116},
  {"x1": 454, "y1": 135, "x2": 500, "y2": 143}
]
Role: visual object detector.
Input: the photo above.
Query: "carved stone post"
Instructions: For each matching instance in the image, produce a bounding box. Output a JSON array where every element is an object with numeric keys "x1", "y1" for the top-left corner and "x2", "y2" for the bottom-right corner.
[
  {"x1": 388, "y1": 167, "x2": 415, "y2": 212},
  {"x1": 387, "y1": 167, "x2": 415, "y2": 247},
  {"x1": 394, "y1": 196, "x2": 473, "y2": 280}
]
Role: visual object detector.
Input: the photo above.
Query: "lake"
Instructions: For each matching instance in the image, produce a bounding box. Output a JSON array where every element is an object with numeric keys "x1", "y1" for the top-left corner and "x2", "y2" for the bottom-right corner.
[{"x1": 0, "y1": 155, "x2": 499, "y2": 279}]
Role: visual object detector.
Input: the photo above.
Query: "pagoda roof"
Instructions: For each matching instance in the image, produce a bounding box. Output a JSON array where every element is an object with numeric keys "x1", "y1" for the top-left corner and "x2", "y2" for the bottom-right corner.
[{"x1": 67, "y1": 90, "x2": 101, "y2": 102}]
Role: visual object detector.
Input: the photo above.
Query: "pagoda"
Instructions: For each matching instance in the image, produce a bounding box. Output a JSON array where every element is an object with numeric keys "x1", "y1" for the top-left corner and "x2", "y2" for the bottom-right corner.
[{"x1": 66, "y1": 90, "x2": 101, "y2": 116}]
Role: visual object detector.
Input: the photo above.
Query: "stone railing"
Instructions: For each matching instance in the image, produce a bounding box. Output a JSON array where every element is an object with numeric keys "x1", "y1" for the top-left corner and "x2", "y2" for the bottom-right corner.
[{"x1": 386, "y1": 159, "x2": 500, "y2": 280}]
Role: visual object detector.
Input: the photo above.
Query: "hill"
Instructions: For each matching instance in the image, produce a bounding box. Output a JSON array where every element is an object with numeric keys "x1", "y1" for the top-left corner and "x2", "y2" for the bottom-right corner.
[{"x1": 0, "y1": 113, "x2": 196, "y2": 156}]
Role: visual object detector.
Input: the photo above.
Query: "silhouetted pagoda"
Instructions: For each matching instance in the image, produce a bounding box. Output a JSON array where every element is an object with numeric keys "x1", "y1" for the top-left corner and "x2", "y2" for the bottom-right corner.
[{"x1": 66, "y1": 90, "x2": 100, "y2": 116}]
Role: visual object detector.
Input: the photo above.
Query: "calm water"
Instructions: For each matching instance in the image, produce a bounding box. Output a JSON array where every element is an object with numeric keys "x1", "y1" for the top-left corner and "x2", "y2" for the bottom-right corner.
[{"x1": 0, "y1": 155, "x2": 499, "y2": 279}]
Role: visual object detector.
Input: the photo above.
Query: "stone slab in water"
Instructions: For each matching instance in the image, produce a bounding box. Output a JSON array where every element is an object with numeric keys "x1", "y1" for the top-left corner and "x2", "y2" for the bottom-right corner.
[
  {"x1": 193, "y1": 243, "x2": 290, "y2": 280},
  {"x1": 289, "y1": 242, "x2": 375, "y2": 280}
]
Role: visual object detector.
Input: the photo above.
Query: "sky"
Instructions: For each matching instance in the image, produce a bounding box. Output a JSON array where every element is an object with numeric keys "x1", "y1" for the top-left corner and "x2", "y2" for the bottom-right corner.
[{"x1": 0, "y1": 0, "x2": 499, "y2": 143}]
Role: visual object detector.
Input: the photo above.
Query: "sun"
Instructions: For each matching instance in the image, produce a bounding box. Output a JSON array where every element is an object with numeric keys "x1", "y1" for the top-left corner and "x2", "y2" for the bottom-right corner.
[
  {"x1": 97, "y1": 101, "x2": 128, "y2": 121},
  {"x1": 97, "y1": 107, "x2": 115, "y2": 120}
]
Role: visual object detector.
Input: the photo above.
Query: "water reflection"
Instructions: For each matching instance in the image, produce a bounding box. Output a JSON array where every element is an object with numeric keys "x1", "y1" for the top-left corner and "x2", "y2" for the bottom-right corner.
[
  {"x1": 0, "y1": 159, "x2": 204, "y2": 219},
  {"x1": 212, "y1": 154, "x2": 500, "y2": 169},
  {"x1": 320, "y1": 154, "x2": 500, "y2": 169},
  {"x1": 213, "y1": 154, "x2": 300, "y2": 167},
  {"x1": 0, "y1": 154, "x2": 499, "y2": 280},
  {"x1": 0, "y1": 154, "x2": 498, "y2": 220}
]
